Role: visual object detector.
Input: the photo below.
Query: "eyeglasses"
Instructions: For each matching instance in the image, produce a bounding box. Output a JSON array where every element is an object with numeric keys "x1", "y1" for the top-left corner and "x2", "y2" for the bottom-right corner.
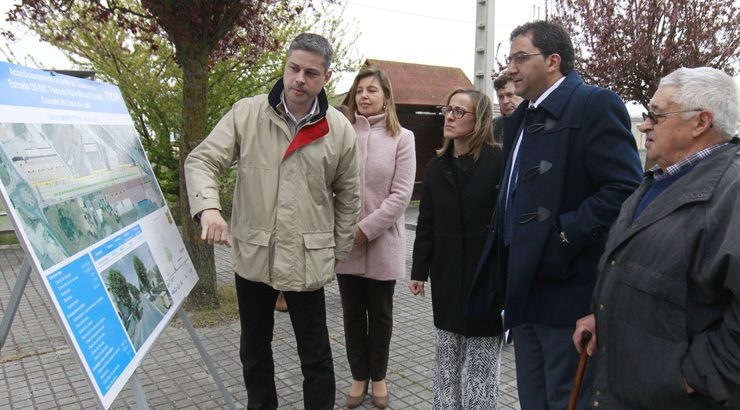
[
  {"x1": 641, "y1": 109, "x2": 703, "y2": 124},
  {"x1": 440, "y1": 105, "x2": 474, "y2": 119},
  {"x1": 506, "y1": 52, "x2": 547, "y2": 66}
]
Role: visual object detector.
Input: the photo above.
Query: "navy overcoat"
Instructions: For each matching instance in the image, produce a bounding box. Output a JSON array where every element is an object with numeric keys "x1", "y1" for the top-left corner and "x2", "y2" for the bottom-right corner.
[{"x1": 468, "y1": 71, "x2": 643, "y2": 328}]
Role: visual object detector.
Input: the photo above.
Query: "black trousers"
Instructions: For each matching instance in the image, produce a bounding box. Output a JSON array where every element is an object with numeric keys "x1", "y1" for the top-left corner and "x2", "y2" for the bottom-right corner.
[
  {"x1": 337, "y1": 274, "x2": 396, "y2": 381},
  {"x1": 235, "y1": 274, "x2": 335, "y2": 410}
]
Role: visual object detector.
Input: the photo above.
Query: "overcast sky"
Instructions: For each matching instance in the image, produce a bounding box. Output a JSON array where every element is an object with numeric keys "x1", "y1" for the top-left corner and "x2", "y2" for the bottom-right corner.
[
  {"x1": 1, "y1": 0, "x2": 736, "y2": 113},
  {"x1": 332, "y1": 0, "x2": 549, "y2": 89},
  {"x1": 0, "y1": 0, "x2": 549, "y2": 86}
]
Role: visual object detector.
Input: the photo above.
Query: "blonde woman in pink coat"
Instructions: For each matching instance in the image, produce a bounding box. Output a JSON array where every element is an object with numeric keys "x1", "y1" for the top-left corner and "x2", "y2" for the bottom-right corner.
[{"x1": 335, "y1": 66, "x2": 416, "y2": 409}]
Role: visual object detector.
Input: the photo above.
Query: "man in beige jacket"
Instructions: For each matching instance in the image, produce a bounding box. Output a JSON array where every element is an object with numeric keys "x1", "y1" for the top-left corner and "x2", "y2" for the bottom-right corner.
[{"x1": 185, "y1": 33, "x2": 360, "y2": 410}]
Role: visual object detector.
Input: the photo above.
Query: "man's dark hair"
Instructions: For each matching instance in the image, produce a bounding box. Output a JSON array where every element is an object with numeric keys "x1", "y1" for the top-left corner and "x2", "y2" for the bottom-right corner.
[
  {"x1": 288, "y1": 33, "x2": 333, "y2": 72},
  {"x1": 493, "y1": 74, "x2": 515, "y2": 91},
  {"x1": 510, "y1": 21, "x2": 575, "y2": 75}
]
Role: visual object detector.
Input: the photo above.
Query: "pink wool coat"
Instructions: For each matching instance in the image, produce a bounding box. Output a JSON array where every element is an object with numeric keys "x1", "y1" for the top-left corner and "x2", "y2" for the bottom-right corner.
[{"x1": 335, "y1": 113, "x2": 416, "y2": 281}]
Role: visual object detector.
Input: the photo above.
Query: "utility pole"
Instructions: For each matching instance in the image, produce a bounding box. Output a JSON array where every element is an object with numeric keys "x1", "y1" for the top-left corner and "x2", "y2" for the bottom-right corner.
[{"x1": 473, "y1": 0, "x2": 496, "y2": 100}]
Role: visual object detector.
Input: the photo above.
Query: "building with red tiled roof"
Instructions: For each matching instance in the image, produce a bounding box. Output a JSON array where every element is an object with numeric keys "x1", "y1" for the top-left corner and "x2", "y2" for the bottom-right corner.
[
  {"x1": 341, "y1": 59, "x2": 474, "y2": 198},
  {"x1": 362, "y1": 59, "x2": 473, "y2": 107}
]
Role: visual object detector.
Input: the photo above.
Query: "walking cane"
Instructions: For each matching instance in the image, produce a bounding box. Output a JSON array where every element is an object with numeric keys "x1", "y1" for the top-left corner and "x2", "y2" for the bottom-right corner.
[{"x1": 567, "y1": 330, "x2": 592, "y2": 410}]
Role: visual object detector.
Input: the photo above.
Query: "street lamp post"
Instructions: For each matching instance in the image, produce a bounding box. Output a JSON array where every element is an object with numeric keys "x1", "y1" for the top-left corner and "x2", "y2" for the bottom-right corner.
[{"x1": 473, "y1": 0, "x2": 496, "y2": 100}]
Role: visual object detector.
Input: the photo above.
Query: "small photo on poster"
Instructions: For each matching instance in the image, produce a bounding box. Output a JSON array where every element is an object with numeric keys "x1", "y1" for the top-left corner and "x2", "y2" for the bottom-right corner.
[
  {"x1": 0, "y1": 122, "x2": 165, "y2": 270},
  {"x1": 100, "y1": 242, "x2": 172, "y2": 351}
]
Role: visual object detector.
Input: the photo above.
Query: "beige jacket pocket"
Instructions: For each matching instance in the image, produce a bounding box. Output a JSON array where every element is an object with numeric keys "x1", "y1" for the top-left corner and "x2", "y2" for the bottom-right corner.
[
  {"x1": 302, "y1": 232, "x2": 336, "y2": 290},
  {"x1": 234, "y1": 228, "x2": 272, "y2": 284}
]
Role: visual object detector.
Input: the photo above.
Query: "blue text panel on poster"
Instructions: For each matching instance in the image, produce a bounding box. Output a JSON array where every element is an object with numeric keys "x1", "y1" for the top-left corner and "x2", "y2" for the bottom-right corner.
[
  {"x1": 47, "y1": 254, "x2": 135, "y2": 395},
  {"x1": 0, "y1": 63, "x2": 127, "y2": 114}
]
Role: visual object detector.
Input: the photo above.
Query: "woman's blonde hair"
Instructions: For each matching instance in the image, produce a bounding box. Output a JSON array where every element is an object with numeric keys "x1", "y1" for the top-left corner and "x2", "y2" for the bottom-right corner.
[
  {"x1": 436, "y1": 88, "x2": 494, "y2": 161},
  {"x1": 345, "y1": 66, "x2": 402, "y2": 136}
]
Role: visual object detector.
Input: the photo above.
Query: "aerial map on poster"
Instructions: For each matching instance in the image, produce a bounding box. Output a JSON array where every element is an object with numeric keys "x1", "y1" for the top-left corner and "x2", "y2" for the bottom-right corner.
[{"x1": 0, "y1": 61, "x2": 198, "y2": 409}]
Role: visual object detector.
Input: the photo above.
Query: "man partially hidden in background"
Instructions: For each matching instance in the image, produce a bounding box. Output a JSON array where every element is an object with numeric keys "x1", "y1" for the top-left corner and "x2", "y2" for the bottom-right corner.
[{"x1": 492, "y1": 73, "x2": 524, "y2": 143}]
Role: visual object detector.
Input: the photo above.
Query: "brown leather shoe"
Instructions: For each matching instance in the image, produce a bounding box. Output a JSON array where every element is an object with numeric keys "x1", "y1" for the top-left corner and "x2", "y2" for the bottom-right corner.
[
  {"x1": 371, "y1": 380, "x2": 389, "y2": 409},
  {"x1": 345, "y1": 381, "x2": 368, "y2": 409},
  {"x1": 371, "y1": 393, "x2": 389, "y2": 409}
]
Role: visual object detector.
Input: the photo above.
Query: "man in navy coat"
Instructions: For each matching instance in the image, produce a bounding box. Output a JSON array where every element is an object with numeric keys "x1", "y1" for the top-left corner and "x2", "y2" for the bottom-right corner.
[{"x1": 469, "y1": 21, "x2": 643, "y2": 409}]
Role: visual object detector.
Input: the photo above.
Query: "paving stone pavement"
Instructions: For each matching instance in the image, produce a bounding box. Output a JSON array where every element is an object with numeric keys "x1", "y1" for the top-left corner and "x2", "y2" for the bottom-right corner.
[{"x1": 0, "y1": 205, "x2": 520, "y2": 409}]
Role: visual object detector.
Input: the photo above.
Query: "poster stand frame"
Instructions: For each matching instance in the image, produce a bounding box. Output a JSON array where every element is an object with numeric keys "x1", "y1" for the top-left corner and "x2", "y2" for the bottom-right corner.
[
  {"x1": 0, "y1": 257, "x2": 237, "y2": 410},
  {"x1": 0, "y1": 258, "x2": 31, "y2": 350}
]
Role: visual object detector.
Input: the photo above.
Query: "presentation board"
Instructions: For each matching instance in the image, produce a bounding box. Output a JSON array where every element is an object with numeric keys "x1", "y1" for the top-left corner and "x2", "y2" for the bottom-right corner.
[{"x1": 0, "y1": 61, "x2": 198, "y2": 409}]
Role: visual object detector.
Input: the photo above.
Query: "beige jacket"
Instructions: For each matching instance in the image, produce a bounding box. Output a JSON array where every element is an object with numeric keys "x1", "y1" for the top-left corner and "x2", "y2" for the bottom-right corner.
[{"x1": 185, "y1": 82, "x2": 360, "y2": 291}]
